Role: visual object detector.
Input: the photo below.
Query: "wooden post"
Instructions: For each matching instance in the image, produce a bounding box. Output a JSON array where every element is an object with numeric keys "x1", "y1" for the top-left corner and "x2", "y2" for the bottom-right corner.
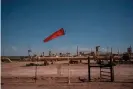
[
  {"x1": 100, "y1": 65, "x2": 101, "y2": 81},
  {"x1": 80, "y1": 60, "x2": 82, "y2": 63},
  {"x1": 68, "y1": 57, "x2": 71, "y2": 84},
  {"x1": 110, "y1": 56, "x2": 114, "y2": 82},
  {"x1": 35, "y1": 56, "x2": 38, "y2": 83},
  {"x1": 57, "y1": 64, "x2": 61, "y2": 76},
  {"x1": 100, "y1": 57, "x2": 102, "y2": 81},
  {"x1": 68, "y1": 68, "x2": 70, "y2": 84},
  {"x1": 88, "y1": 57, "x2": 90, "y2": 82}
]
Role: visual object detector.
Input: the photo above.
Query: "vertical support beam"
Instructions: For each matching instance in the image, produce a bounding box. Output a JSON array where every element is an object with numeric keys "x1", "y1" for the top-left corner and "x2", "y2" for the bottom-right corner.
[
  {"x1": 35, "y1": 57, "x2": 38, "y2": 83},
  {"x1": 110, "y1": 56, "x2": 114, "y2": 82},
  {"x1": 100, "y1": 56, "x2": 102, "y2": 81},
  {"x1": 77, "y1": 46, "x2": 78, "y2": 56},
  {"x1": 57, "y1": 64, "x2": 61, "y2": 76},
  {"x1": 28, "y1": 50, "x2": 30, "y2": 57},
  {"x1": 80, "y1": 59, "x2": 82, "y2": 63},
  {"x1": 118, "y1": 48, "x2": 119, "y2": 55},
  {"x1": 68, "y1": 57, "x2": 71, "y2": 84},
  {"x1": 111, "y1": 47, "x2": 112, "y2": 55},
  {"x1": 28, "y1": 49, "x2": 32, "y2": 61},
  {"x1": 88, "y1": 57, "x2": 91, "y2": 82},
  {"x1": 107, "y1": 46, "x2": 109, "y2": 56},
  {"x1": 96, "y1": 46, "x2": 100, "y2": 58},
  {"x1": 100, "y1": 65, "x2": 101, "y2": 81},
  {"x1": 3, "y1": 45, "x2": 4, "y2": 57},
  {"x1": 43, "y1": 52, "x2": 44, "y2": 56},
  {"x1": 49, "y1": 50, "x2": 51, "y2": 56}
]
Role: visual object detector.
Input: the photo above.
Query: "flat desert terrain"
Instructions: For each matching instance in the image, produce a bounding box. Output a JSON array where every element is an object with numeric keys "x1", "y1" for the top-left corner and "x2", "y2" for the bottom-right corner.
[{"x1": 1, "y1": 61, "x2": 133, "y2": 89}]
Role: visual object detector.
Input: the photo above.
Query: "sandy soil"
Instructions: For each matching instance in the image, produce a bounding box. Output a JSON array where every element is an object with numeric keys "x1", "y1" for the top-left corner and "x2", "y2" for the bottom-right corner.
[{"x1": 1, "y1": 61, "x2": 133, "y2": 89}]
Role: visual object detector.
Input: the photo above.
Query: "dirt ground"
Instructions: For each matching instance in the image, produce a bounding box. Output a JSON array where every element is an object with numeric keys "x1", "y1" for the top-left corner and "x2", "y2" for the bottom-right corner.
[{"x1": 1, "y1": 61, "x2": 133, "y2": 89}]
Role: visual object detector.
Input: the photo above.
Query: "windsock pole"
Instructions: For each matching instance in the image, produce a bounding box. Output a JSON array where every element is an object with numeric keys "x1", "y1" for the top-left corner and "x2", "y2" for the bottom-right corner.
[{"x1": 66, "y1": 45, "x2": 70, "y2": 84}]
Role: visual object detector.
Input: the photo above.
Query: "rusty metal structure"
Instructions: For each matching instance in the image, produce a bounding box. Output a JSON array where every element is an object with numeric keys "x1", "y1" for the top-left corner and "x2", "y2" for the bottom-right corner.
[{"x1": 88, "y1": 56, "x2": 114, "y2": 82}]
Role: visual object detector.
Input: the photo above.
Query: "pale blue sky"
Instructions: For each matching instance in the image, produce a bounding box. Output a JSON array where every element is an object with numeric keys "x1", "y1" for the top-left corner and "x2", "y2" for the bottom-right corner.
[{"x1": 1, "y1": 0, "x2": 133, "y2": 56}]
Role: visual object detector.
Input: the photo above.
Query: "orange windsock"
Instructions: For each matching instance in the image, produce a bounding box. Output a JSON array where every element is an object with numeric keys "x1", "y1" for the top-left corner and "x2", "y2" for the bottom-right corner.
[{"x1": 43, "y1": 28, "x2": 65, "y2": 42}]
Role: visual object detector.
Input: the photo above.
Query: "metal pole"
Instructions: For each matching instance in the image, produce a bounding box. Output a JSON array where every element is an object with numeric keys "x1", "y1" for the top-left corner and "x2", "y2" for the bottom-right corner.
[
  {"x1": 110, "y1": 56, "x2": 114, "y2": 82},
  {"x1": 88, "y1": 57, "x2": 90, "y2": 82},
  {"x1": 3, "y1": 45, "x2": 4, "y2": 57},
  {"x1": 111, "y1": 47, "x2": 112, "y2": 55},
  {"x1": 68, "y1": 57, "x2": 70, "y2": 84},
  {"x1": 77, "y1": 46, "x2": 78, "y2": 56},
  {"x1": 118, "y1": 48, "x2": 119, "y2": 55},
  {"x1": 107, "y1": 47, "x2": 109, "y2": 56},
  {"x1": 28, "y1": 45, "x2": 31, "y2": 56},
  {"x1": 35, "y1": 56, "x2": 38, "y2": 83},
  {"x1": 100, "y1": 65, "x2": 101, "y2": 81},
  {"x1": 43, "y1": 52, "x2": 44, "y2": 56},
  {"x1": 57, "y1": 64, "x2": 61, "y2": 76}
]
